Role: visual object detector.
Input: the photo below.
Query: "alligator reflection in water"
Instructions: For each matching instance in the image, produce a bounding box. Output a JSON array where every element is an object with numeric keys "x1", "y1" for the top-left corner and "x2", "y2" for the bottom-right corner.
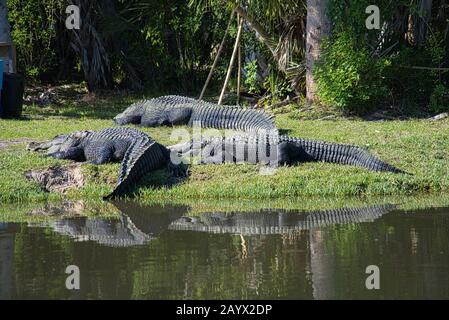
[
  {"x1": 46, "y1": 202, "x2": 188, "y2": 247},
  {"x1": 45, "y1": 203, "x2": 394, "y2": 246},
  {"x1": 168, "y1": 205, "x2": 394, "y2": 235},
  {"x1": 2, "y1": 202, "x2": 449, "y2": 299},
  {"x1": 44, "y1": 203, "x2": 394, "y2": 299}
]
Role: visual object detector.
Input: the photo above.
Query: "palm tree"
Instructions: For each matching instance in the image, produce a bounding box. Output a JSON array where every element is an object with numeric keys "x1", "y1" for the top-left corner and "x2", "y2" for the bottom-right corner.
[
  {"x1": 68, "y1": 0, "x2": 113, "y2": 92},
  {"x1": 305, "y1": 0, "x2": 330, "y2": 102}
]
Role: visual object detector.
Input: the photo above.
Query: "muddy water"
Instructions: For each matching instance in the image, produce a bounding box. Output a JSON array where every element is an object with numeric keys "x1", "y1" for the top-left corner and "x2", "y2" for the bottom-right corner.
[{"x1": 0, "y1": 201, "x2": 448, "y2": 299}]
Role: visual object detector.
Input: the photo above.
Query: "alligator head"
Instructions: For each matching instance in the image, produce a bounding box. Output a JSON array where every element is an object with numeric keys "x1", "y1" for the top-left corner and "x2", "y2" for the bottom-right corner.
[
  {"x1": 113, "y1": 101, "x2": 146, "y2": 125},
  {"x1": 27, "y1": 131, "x2": 92, "y2": 155}
]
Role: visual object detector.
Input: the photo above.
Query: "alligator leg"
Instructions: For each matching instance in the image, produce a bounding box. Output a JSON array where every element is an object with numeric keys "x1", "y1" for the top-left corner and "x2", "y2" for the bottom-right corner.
[
  {"x1": 90, "y1": 146, "x2": 114, "y2": 165},
  {"x1": 82, "y1": 142, "x2": 115, "y2": 165},
  {"x1": 167, "y1": 161, "x2": 189, "y2": 177},
  {"x1": 114, "y1": 115, "x2": 142, "y2": 125},
  {"x1": 47, "y1": 146, "x2": 85, "y2": 161},
  {"x1": 199, "y1": 142, "x2": 224, "y2": 164},
  {"x1": 201, "y1": 153, "x2": 227, "y2": 164},
  {"x1": 278, "y1": 141, "x2": 312, "y2": 165}
]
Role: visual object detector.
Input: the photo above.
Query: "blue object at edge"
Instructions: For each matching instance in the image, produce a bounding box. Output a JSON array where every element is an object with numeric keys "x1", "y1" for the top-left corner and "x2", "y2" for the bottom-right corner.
[{"x1": 0, "y1": 59, "x2": 4, "y2": 116}]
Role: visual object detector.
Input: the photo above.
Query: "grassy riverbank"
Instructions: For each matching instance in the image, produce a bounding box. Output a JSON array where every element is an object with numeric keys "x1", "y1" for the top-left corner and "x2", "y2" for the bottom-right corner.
[
  {"x1": 0, "y1": 96, "x2": 448, "y2": 203},
  {"x1": 2, "y1": 194, "x2": 449, "y2": 223}
]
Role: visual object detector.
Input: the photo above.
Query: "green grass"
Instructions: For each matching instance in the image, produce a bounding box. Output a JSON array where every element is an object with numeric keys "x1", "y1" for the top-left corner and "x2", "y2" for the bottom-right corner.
[
  {"x1": 0, "y1": 200, "x2": 120, "y2": 223},
  {"x1": 140, "y1": 193, "x2": 449, "y2": 215},
  {"x1": 0, "y1": 95, "x2": 448, "y2": 204},
  {"x1": 1, "y1": 194, "x2": 449, "y2": 224}
]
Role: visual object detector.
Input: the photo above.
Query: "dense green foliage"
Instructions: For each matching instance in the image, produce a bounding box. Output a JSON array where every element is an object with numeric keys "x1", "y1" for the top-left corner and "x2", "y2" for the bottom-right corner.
[
  {"x1": 314, "y1": 0, "x2": 449, "y2": 113},
  {"x1": 4, "y1": 0, "x2": 449, "y2": 110},
  {"x1": 7, "y1": 0, "x2": 67, "y2": 78},
  {"x1": 7, "y1": 0, "x2": 232, "y2": 92},
  {"x1": 6, "y1": 0, "x2": 303, "y2": 98},
  {"x1": 314, "y1": 31, "x2": 389, "y2": 110}
]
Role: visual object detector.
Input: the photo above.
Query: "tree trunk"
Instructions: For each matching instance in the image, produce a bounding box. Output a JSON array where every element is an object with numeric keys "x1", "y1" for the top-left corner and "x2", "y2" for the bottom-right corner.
[
  {"x1": 310, "y1": 230, "x2": 335, "y2": 299},
  {"x1": 0, "y1": 0, "x2": 12, "y2": 43},
  {"x1": 417, "y1": 0, "x2": 432, "y2": 46},
  {"x1": 305, "y1": 0, "x2": 331, "y2": 103},
  {"x1": 406, "y1": 0, "x2": 432, "y2": 46},
  {"x1": 69, "y1": 0, "x2": 113, "y2": 92}
]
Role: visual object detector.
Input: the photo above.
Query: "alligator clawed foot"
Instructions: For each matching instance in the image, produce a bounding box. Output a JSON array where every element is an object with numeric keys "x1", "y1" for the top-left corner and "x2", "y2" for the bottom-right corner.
[
  {"x1": 26, "y1": 141, "x2": 40, "y2": 151},
  {"x1": 167, "y1": 162, "x2": 189, "y2": 178}
]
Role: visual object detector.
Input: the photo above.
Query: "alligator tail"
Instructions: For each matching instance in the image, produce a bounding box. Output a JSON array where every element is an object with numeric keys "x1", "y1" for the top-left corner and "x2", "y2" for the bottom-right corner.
[
  {"x1": 291, "y1": 137, "x2": 407, "y2": 173},
  {"x1": 104, "y1": 137, "x2": 167, "y2": 199}
]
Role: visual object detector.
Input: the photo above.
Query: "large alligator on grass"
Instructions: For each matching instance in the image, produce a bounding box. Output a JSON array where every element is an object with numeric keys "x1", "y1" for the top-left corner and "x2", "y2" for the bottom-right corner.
[
  {"x1": 169, "y1": 134, "x2": 406, "y2": 173},
  {"x1": 113, "y1": 95, "x2": 277, "y2": 133},
  {"x1": 27, "y1": 127, "x2": 405, "y2": 199},
  {"x1": 27, "y1": 127, "x2": 187, "y2": 199}
]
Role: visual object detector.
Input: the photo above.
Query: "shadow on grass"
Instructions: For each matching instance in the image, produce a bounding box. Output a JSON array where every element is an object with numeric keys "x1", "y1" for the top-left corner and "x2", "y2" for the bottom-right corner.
[
  {"x1": 20, "y1": 85, "x2": 164, "y2": 120},
  {"x1": 115, "y1": 168, "x2": 189, "y2": 200},
  {"x1": 289, "y1": 99, "x2": 441, "y2": 121},
  {"x1": 278, "y1": 128, "x2": 293, "y2": 135},
  {"x1": 23, "y1": 98, "x2": 132, "y2": 120}
]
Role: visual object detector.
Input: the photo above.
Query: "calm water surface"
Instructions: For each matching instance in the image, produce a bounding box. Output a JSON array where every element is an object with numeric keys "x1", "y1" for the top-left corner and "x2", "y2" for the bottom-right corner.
[{"x1": 0, "y1": 201, "x2": 448, "y2": 299}]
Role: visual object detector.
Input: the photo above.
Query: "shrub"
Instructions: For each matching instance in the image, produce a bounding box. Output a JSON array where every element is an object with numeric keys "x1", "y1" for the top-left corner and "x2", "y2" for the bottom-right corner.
[
  {"x1": 7, "y1": 0, "x2": 66, "y2": 79},
  {"x1": 244, "y1": 60, "x2": 261, "y2": 94},
  {"x1": 430, "y1": 84, "x2": 449, "y2": 114},
  {"x1": 313, "y1": 31, "x2": 389, "y2": 111}
]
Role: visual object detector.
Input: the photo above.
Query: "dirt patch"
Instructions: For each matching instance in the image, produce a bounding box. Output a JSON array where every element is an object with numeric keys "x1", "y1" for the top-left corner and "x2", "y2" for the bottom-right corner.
[
  {"x1": 0, "y1": 138, "x2": 34, "y2": 150},
  {"x1": 25, "y1": 163, "x2": 85, "y2": 193}
]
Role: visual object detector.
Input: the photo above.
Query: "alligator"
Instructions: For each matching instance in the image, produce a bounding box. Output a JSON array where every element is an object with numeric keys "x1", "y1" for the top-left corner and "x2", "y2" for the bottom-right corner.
[
  {"x1": 169, "y1": 134, "x2": 406, "y2": 173},
  {"x1": 168, "y1": 205, "x2": 395, "y2": 235},
  {"x1": 27, "y1": 127, "x2": 405, "y2": 199},
  {"x1": 27, "y1": 127, "x2": 187, "y2": 199},
  {"x1": 113, "y1": 95, "x2": 277, "y2": 133}
]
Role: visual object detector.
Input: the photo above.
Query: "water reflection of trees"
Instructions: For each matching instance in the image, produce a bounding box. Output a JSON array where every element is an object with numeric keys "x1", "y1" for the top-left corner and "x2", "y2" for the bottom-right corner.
[{"x1": 1, "y1": 204, "x2": 449, "y2": 299}]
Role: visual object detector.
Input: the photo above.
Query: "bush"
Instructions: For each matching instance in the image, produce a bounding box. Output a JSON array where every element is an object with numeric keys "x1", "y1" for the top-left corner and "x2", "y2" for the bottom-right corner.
[
  {"x1": 313, "y1": 31, "x2": 389, "y2": 111},
  {"x1": 7, "y1": 0, "x2": 66, "y2": 80},
  {"x1": 244, "y1": 60, "x2": 261, "y2": 94},
  {"x1": 384, "y1": 48, "x2": 435, "y2": 107},
  {"x1": 430, "y1": 84, "x2": 449, "y2": 114}
]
